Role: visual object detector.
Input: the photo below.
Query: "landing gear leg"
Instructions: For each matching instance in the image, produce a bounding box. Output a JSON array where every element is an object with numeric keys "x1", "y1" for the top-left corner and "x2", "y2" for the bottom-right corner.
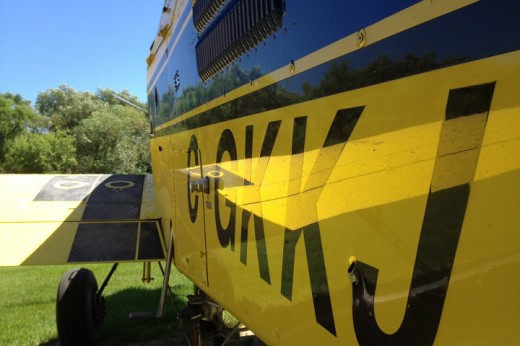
[{"x1": 187, "y1": 288, "x2": 242, "y2": 346}]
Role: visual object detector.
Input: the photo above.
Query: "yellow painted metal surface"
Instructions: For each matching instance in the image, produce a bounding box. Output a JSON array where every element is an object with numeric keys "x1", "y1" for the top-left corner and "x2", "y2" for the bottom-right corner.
[
  {"x1": 145, "y1": 0, "x2": 520, "y2": 344},
  {"x1": 149, "y1": 38, "x2": 520, "y2": 346},
  {"x1": 0, "y1": 174, "x2": 164, "y2": 266}
]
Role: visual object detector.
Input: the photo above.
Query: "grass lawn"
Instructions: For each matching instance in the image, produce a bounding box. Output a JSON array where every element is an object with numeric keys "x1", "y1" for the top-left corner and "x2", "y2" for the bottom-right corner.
[{"x1": 0, "y1": 263, "x2": 194, "y2": 345}]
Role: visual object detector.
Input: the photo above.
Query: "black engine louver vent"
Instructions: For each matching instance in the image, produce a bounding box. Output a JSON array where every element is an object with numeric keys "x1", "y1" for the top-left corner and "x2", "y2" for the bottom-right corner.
[
  {"x1": 193, "y1": 0, "x2": 226, "y2": 33},
  {"x1": 195, "y1": 0, "x2": 285, "y2": 81}
]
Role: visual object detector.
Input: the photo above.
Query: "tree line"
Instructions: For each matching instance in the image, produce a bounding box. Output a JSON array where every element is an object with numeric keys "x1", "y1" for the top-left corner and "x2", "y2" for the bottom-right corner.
[{"x1": 0, "y1": 85, "x2": 151, "y2": 174}]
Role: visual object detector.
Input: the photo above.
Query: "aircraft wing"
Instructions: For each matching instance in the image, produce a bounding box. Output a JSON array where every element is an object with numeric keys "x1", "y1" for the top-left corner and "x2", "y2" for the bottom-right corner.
[{"x1": 0, "y1": 174, "x2": 165, "y2": 266}]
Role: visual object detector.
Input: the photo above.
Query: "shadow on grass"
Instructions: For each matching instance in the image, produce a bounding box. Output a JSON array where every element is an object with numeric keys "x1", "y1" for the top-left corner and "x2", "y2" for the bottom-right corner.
[
  {"x1": 102, "y1": 287, "x2": 191, "y2": 345},
  {"x1": 39, "y1": 287, "x2": 191, "y2": 346}
]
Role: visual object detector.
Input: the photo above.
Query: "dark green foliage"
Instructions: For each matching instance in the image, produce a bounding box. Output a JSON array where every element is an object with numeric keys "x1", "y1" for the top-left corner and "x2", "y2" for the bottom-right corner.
[
  {"x1": 0, "y1": 85, "x2": 151, "y2": 174},
  {"x1": 0, "y1": 93, "x2": 36, "y2": 166},
  {"x1": 75, "y1": 105, "x2": 151, "y2": 173},
  {"x1": 3, "y1": 130, "x2": 77, "y2": 173},
  {"x1": 35, "y1": 85, "x2": 105, "y2": 131}
]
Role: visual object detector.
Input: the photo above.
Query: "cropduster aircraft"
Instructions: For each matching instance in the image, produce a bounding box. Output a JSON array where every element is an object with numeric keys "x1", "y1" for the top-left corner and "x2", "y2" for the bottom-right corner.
[{"x1": 1, "y1": 0, "x2": 519, "y2": 344}]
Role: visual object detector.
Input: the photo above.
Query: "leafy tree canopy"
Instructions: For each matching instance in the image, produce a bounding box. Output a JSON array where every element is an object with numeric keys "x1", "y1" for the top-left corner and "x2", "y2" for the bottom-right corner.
[
  {"x1": 0, "y1": 93, "x2": 36, "y2": 165},
  {"x1": 75, "y1": 105, "x2": 150, "y2": 174},
  {"x1": 1, "y1": 86, "x2": 151, "y2": 174},
  {"x1": 3, "y1": 130, "x2": 77, "y2": 173},
  {"x1": 35, "y1": 85, "x2": 104, "y2": 131}
]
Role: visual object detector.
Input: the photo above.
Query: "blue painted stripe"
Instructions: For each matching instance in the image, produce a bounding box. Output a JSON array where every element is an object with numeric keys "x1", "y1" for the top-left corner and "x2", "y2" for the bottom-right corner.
[
  {"x1": 154, "y1": 0, "x2": 519, "y2": 135},
  {"x1": 150, "y1": 0, "x2": 422, "y2": 124}
]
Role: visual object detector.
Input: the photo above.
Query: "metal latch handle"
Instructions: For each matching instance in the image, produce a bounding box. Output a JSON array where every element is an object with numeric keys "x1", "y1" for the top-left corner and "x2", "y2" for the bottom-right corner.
[{"x1": 189, "y1": 177, "x2": 209, "y2": 194}]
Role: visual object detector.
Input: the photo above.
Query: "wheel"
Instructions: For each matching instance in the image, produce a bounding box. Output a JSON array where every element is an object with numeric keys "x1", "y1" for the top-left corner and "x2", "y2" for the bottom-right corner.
[{"x1": 56, "y1": 268, "x2": 104, "y2": 346}]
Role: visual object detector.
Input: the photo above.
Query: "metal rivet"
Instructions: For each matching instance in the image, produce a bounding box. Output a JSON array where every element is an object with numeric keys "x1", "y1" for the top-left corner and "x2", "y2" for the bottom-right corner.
[{"x1": 357, "y1": 28, "x2": 367, "y2": 48}]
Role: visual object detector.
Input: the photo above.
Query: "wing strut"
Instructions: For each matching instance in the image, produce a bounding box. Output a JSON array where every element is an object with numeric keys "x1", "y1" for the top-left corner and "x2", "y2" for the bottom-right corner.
[
  {"x1": 128, "y1": 223, "x2": 175, "y2": 319},
  {"x1": 127, "y1": 224, "x2": 194, "y2": 344}
]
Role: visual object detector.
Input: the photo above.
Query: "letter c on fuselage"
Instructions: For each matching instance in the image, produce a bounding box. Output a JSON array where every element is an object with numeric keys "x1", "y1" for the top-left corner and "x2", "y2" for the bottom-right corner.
[{"x1": 188, "y1": 135, "x2": 199, "y2": 223}]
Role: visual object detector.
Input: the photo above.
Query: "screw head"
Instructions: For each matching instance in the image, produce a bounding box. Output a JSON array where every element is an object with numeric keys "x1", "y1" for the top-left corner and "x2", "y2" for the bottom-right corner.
[{"x1": 357, "y1": 29, "x2": 367, "y2": 48}]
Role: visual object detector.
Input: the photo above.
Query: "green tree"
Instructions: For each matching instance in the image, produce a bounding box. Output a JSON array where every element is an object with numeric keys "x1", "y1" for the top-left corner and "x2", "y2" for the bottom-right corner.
[
  {"x1": 0, "y1": 93, "x2": 36, "y2": 168},
  {"x1": 1, "y1": 87, "x2": 151, "y2": 174},
  {"x1": 35, "y1": 84, "x2": 104, "y2": 131},
  {"x1": 33, "y1": 86, "x2": 151, "y2": 174},
  {"x1": 75, "y1": 105, "x2": 150, "y2": 173},
  {"x1": 3, "y1": 130, "x2": 77, "y2": 173}
]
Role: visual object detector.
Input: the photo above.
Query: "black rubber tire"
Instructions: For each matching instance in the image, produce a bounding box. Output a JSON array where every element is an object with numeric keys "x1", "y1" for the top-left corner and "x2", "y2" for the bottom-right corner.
[{"x1": 56, "y1": 268, "x2": 101, "y2": 346}]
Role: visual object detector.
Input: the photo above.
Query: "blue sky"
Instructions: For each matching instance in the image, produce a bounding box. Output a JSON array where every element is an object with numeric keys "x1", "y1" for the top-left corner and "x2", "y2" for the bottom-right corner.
[{"x1": 0, "y1": 0, "x2": 164, "y2": 105}]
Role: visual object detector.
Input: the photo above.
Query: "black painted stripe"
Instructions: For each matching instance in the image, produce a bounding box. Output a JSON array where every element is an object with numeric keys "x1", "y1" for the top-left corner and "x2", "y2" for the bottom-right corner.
[
  {"x1": 69, "y1": 222, "x2": 139, "y2": 262},
  {"x1": 260, "y1": 120, "x2": 281, "y2": 157},
  {"x1": 82, "y1": 175, "x2": 145, "y2": 220},
  {"x1": 281, "y1": 225, "x2": 337, "y2": 336},
  {"x1": 240, "y1": 209, "x2": 271, "y2": 284},
  {"x1": 323, "y1": 107, "x2": 364, "y2": 148},
  {"x1": 350, "y1": 82, "x2": 495, "y2": 344},
  {"x1": 291, "y1": 116, "x2": 307, "y2": 155},
  {"x1": 351, "y1": 184, "x2": 470, "y2": 345},
  {"x1": 65, "y1": 175, "x2": 165, "y2": 262},
  {"x1": 31, "y1": 174, "x2": 166, "y2": 263},
  {"x1": 280, "y1": 107, "x2": 364, "y2": 336},
  {"x1": 68, "y1": 221, "x2": 165, "y2": 262},
  {"x1": 303, "y1": 106, "x2": 364, "y2": 192},
  {"x1": 138, "y1": 221, "x2": 165, "y2": 260},
  {"x1": 155, "y1": 0, "x2": 519, "y2": 137},
  {"x1": 446, "y1": 82, "x2": 496, "y2": 120},
  {"x1": 303, "y1": 223, "x2": 336, "y2": 336}
]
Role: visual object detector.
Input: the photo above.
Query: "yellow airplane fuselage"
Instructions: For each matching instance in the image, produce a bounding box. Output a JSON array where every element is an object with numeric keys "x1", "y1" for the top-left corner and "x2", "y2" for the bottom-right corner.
[{"x1": 147, "y1": 0, "x2": 520, "y2": 344}]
